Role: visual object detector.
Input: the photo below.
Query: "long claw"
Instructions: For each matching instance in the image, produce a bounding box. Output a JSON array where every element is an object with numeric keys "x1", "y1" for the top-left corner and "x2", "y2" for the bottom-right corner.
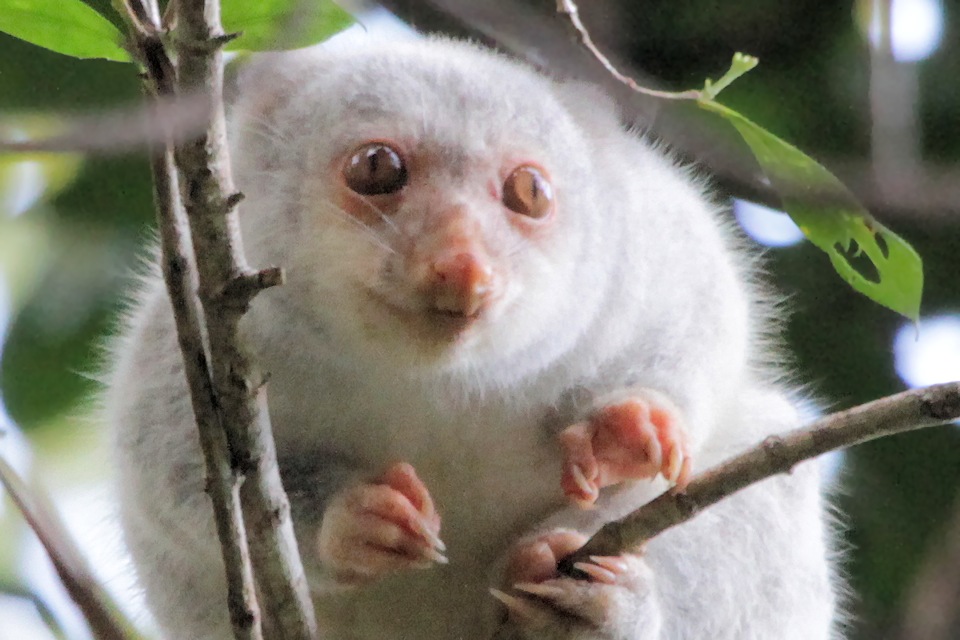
[
  {"x1": 422, "y1": 547, "x2": 449, "y2": 564},
  {"x1": 589, "y1": 556, "x2": 629, "y2": 573},
  {"x1": 573, "y1": 561, "x2": 617, "y2": 584},
  {"x1": 414, "y1": 522, "x2": 446, "y2": 552},
  {"x1": 570, "y1": 464, "x2": 598, "y2": 502},
  {"x1": 666, "y1": 446, "x2": 682, "y2": 484},
  {"x1": 489, "y1": 588, "x2": 542, "y2": 623},
  {"x1": 513, "y1": 582, "x2": 568, "y2": 599},
  {"x1": 676, "y1": 457, "x2": 692, "y2": 491}
]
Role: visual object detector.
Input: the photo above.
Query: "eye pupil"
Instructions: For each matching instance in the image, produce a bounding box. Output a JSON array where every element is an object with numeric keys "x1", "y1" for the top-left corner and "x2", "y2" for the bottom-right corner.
[
  {"x1": 503, "y1": 165, "x2": 553, "y2": 219},
  {"x1": 344, "y1": 143, "x2": 407, "y2": 196}
]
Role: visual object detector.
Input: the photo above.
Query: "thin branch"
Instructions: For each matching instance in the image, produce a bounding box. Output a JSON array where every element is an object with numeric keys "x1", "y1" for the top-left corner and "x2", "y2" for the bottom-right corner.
[
  {"x1": 0, "y1": 94, "x2": 211, "y2": 155},
  {"x1": 119, "y1": 2, "x2": 263, "y2": 638},
  {"x1": 376, "y1": 0, "x2": 960, "y2": 220},
  {"x1": 117, "y1": 0, "x2": 316, "y2": 637},
  {"x1": 0, "y1": 456, "x2": 144, "y2": 640},
  {"x1": 555, "y1": 0, "x2": 699, "y2": 100},
  {"x1": 170, "y1": 0, "x2": 316, "y2": 636},
  {"x1": 557, "y1": 382, "x2": 960, "y2": 574},
  {"x1": 147, "y1": 135, "x2": 262, "y2": 640}
]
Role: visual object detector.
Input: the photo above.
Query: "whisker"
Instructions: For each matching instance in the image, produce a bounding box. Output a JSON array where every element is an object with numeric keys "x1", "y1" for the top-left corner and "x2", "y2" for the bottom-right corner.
[
  {"x1": 237, "y1": 115, "x2": 292, "y2": 145},
  {"x1": 320, "y1": 202, "x2": 397, "y2": 255},
  {"x1": 353, "y1": 196, "x2": 400, "y2": 235},
  {"x1": 505, "y1": 235, "x2": 531, "y2": 258}
]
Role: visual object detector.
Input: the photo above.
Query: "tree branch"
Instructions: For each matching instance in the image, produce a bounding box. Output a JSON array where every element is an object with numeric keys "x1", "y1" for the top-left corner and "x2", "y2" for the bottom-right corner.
[
  {"x1": 121, "y1": 5, "x2": 263, "y2": 639},
  {"x1": 169, "y1": 3, "x2": 316, "y2": 634},
  {"x1": 0, "y1": 456, "x2": 143, "y2": 640},
  {"x1": 119, "y1": 0, "x2": 316, "y2": 638},
  {"x1": 376, "y1": 0, "x2": 960, "y2": 220},
  {"x1": 558, "y1": 382, "x2": 960, "y2": 574}
]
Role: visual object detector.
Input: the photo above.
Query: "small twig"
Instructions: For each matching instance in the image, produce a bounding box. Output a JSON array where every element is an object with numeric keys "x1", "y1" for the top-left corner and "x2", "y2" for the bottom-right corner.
[
  {"x1": 558, "y1": 382, "x2": 960, "y2": 574},
  {"x1": 0, "y1": 456, "x2": 144, "y2": 640},
  {"x1": 556, "y1": 0, "x2": 700, "y2": 100}
]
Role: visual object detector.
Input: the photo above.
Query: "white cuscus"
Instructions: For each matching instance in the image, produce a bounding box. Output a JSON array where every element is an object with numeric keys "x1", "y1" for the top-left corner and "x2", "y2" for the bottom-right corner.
[{"x1": 105, "y1": 38, "x2": 840, "y2": 640}]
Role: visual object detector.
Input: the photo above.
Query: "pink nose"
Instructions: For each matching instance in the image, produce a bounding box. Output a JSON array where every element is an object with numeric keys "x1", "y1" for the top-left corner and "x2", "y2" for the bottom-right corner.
[{"x1": 429, "y1": 251, "x2": 494, "y2": 317}]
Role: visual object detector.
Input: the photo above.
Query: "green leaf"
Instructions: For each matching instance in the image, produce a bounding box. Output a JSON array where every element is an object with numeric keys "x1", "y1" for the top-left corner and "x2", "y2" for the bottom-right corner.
[
  {"x1": 0, "y1": 0, "x2": 129, "y2": 61},
  {"x1": 222, "y1": 0, "x2": 354, "y2": 52},
  {"x1": 700, "y1": 99, "x2": 923, "y2": 321}
]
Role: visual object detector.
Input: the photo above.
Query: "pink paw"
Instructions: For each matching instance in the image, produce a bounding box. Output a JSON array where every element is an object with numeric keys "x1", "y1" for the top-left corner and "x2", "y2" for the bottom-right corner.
[
  {"x1": 559, "y1": 389, "x2": 691, "y2": 507},
  {"x1": 492, "y1": 530, "x2": 655, "y2": 638},
  {"x1": 316, "y1": 462, "x2": 446, "y2": 585}
]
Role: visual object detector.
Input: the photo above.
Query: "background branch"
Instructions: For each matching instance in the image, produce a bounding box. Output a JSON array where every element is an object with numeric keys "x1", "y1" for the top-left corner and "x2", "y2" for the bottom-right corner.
[
  {"x1": 0, "y1": 456, "x2": 142, "y2": 640},
  {"x1": 558, "y1": 382, "x2": 960, "y2": 574},
  {"x1": 375, "y1": 0, "x2": 959, "y2": 220},
  {"x1": 895, "y1": 493, "x2": 960, "y2": 640}
]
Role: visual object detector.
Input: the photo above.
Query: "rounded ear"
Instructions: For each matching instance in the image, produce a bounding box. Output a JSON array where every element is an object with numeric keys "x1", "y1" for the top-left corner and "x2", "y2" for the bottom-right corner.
[
  {"x1": 228, "y1": 52, "x2": 305, "y2": 124},
  {"x1": 229, "y1": 48, "x2": 343, "y2": 131},
  {"x1": 552, "y1": 80, "x2": 624, "y2": 134}
]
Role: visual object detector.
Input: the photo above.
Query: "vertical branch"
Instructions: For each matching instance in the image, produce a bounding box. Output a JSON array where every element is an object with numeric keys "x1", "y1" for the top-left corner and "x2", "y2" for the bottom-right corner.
[
  {"x1": 171, "y1": 1, "x2": 316, "y2": 636},
  {"x1": 117, "y1": 0, "x2": 317, "y2": 637},
  {"x1": 148, "y1": 139, "x2": 262, "y2": 640},
  {"x1": 868, "y1": 0, "x2": 922, "y2": 197}
]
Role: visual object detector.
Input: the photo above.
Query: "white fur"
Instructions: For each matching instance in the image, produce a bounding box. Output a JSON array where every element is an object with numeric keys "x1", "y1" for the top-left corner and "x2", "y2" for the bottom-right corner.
[{"x1": 107, "y1": 38, "x2": 839, "y2": 639}]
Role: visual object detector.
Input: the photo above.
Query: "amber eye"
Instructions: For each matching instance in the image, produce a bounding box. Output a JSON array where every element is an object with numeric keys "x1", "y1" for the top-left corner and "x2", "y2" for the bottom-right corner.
[
  {"x1": 343, "y1": 143, "x2": 408, "y2": 195},
  {"x1": 502, "y1": 165, "x2": 553, "y2": 219}
]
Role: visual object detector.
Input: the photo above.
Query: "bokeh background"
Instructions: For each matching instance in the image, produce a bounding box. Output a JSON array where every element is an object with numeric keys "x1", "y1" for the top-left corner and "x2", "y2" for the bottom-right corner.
[{"x1": 1, "y1": 0, "x2": 959, "y2": 638}]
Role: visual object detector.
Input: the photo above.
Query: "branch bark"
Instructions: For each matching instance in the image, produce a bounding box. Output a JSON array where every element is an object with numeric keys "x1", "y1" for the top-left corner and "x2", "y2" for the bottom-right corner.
[
  {"x1": 558, "y1": 382, "x2": 960, "y2": 574},
  {"x1": 118, "y1": 0, "x2": 315, "y2": 638}
]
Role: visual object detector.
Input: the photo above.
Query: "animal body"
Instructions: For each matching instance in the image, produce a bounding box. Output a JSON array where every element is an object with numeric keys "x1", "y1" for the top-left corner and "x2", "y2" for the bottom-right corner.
[{"x1": 106, "y1": 38, "x2": 838, "y2": 639}]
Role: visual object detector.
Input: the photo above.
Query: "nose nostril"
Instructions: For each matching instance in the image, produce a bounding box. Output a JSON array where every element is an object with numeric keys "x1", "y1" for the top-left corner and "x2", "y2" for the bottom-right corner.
[{"x1": 429, "y1": 252, "x2": 493, "y2": 317}]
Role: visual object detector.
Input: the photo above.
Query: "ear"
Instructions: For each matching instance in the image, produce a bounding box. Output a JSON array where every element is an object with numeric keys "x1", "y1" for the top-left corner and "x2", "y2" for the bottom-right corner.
[
  {"x1": 551, "y1": 80, "x2": 624, "y2": 135},
  {"x1": 229, "y1": 52, "x2": 307, "y2": 125}
]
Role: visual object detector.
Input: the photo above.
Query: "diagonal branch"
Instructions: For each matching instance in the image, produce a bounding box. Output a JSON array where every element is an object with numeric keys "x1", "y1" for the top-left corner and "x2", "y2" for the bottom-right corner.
[
  {"x1": 557, "y1": 381, "x2": 960, "y2": 574},
  {"x1": 0, "y1": 456, "x2": 144, "y2": 640}
]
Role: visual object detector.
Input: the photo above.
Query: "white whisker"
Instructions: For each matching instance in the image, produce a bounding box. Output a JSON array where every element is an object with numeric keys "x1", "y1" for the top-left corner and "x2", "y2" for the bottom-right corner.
[
  {"x1": 353, "y1": 196, "x2": 400, "y2": 235},
  {"x1": 320, "y1": 202, "x2": 397, "y2": 255}
]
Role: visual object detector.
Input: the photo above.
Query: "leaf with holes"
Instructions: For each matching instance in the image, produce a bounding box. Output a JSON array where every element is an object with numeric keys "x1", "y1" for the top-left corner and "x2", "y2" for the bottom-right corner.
[
  {"x1": 0, "y1": 0, "x2": 129, "y2": 61},
  {"x1": 700, "y1": 99, "x2": 923, "y2": 321},
  {"x1": 223, "y1": 0, "x2": 354, "y2": 52}
]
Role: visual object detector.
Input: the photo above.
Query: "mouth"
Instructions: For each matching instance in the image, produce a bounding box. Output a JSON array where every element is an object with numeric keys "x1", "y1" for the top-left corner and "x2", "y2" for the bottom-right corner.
[
  {"x1": 368, "y1": 292, "x2": 481, "y2": 343},
  {"x1": 425, "y1": 308, "x2": 479, "y2": 333}
]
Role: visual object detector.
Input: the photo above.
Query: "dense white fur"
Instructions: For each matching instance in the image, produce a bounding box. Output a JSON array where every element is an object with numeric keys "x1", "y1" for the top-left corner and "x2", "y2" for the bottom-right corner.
[{"x1": 107, "y1": 39, "x2": 838, "y2": 639}]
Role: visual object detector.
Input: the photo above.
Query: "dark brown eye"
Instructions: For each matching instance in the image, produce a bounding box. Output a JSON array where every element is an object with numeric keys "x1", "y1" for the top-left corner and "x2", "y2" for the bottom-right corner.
[
  {"x1": 343, "y1": 143, "x2": 408, "y2": 195},
  {"x1": 502, "y1": 165, "x2": 553, "y2": 219}
]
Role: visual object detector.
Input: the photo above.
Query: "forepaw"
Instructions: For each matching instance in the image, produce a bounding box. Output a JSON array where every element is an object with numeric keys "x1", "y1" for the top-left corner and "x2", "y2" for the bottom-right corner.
[
  {"x1": 559, "y1": 389, "x2": 691, "y2": 507},
  {"x1": 316, "y1": 462, "x2": 445, "y2": 586},
  {"x1": 492, "y1": 530, "x2": 657, "y2": 639}
]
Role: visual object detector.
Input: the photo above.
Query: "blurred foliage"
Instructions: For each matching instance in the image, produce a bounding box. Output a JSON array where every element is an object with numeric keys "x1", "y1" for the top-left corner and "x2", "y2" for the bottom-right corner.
[
  {"x1": 0, "y1": 32, "x2": 152, "y2": 429},
  {"x1": 0, "y1": 1, "x2": 959, "y2": 639},
  {"x1": 0, "y1": 0, "x2": 129, "y2": 61}
]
